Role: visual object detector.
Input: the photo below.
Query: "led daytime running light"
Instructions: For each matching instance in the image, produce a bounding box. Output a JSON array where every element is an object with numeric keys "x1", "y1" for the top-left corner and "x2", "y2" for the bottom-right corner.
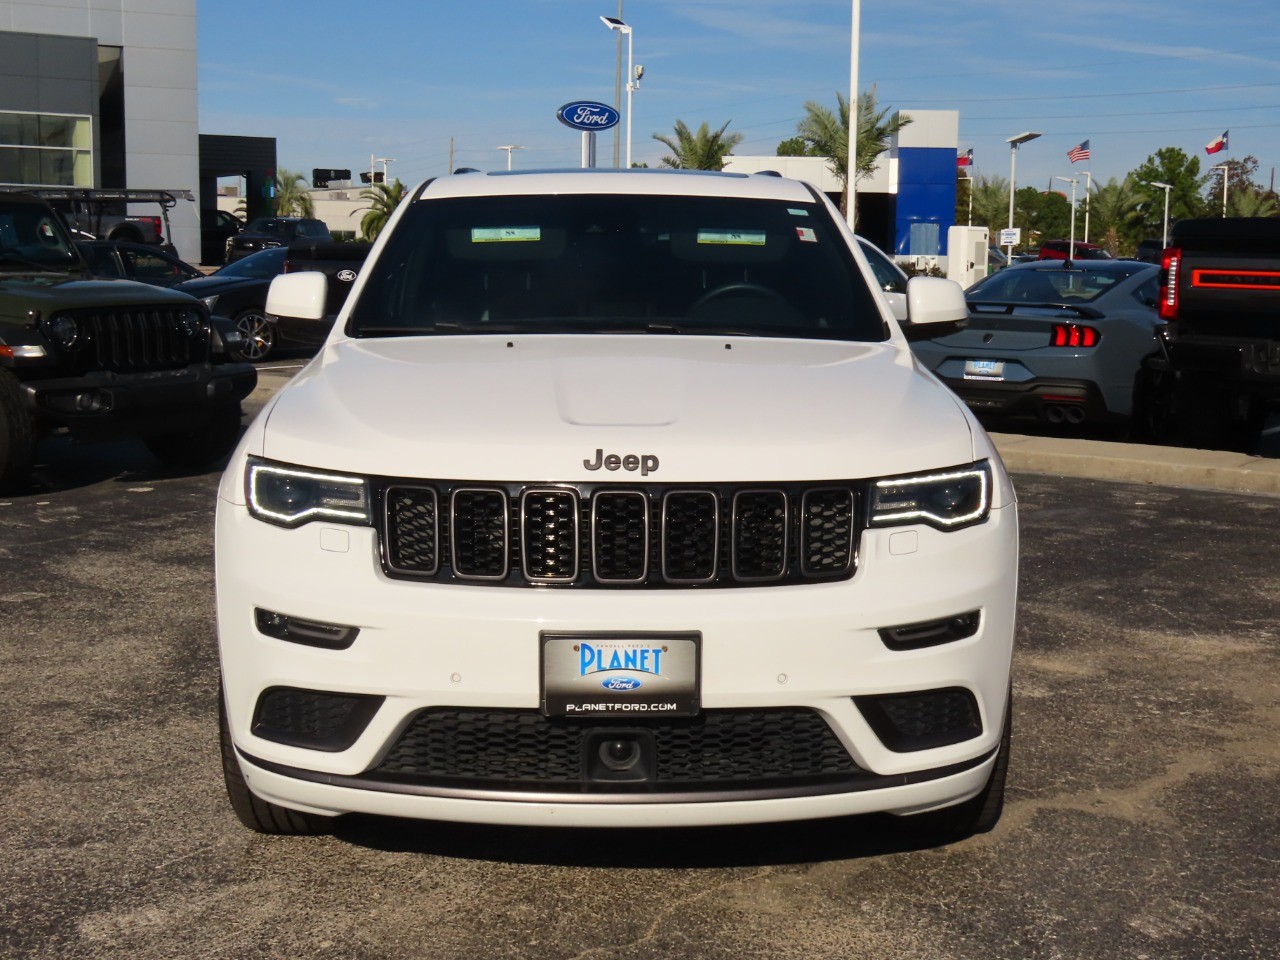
[
  {"x1": 246, "y1": 459, "x2": 370, "y2": 527},
  {"x1": 871, "y1": 463, "x2": 991, "y2": 529}
]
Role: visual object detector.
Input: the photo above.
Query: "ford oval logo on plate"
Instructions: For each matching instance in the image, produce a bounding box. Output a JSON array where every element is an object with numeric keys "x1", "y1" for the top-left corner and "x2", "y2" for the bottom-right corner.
[
  {"x1": 602, "y1": 676, "x2": 642, "y2": 691},
  {"x1": 336, "y1": 269, "x2": 357, "y2": 282},
  {"x1": 557, "y1": 101, "x2": 620, "y2": 132}
]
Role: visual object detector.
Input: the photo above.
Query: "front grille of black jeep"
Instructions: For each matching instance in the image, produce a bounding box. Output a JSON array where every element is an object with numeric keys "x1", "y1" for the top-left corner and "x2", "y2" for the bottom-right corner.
[
  {"x1": 370, "y1": 707, "x2": 860, "y2": 790},
  {"x1": 50, "y1": 306, "x2": 209, "y2": 373},
  {"x1": 379, "y1": 480, "x2": 858, "y2": 588}
]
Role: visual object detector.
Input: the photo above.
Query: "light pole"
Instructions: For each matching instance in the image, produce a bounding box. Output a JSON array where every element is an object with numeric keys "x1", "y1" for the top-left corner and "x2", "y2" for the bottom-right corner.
[
  {"x1": 1211, "y1": 163, "x2": 1230, "y2": 217},
  {"x1": 497, "y1": 145, "x2": 524, "y2": 170},
  {"x1": 1006, "y1": 132, "x2": 1042, "y2": 260},
  {"x1": 376, "y1": 157, "x2": 395, "y2": 184},
  {"x1": 1078, "y1": 169, "x2": 1092, "y2": 243},
  {"x1": 845, "y1": 0, "x2": 861, "y2": 229},
  {"x1": 1055, "y1": 176, "x2": 1078, "y2": 261},
  {"x1": 1145, "y1": 181, "x2": 1173, "y2": 247},
  {"x1": 600, "y1": 16, "x2": 638, "y2": 168}
]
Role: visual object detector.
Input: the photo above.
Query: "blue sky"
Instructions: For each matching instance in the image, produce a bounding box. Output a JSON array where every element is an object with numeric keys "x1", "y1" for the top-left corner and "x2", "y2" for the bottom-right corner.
[{"x1": 197, "y1": 0, "x2": 1280, "y2": 192}]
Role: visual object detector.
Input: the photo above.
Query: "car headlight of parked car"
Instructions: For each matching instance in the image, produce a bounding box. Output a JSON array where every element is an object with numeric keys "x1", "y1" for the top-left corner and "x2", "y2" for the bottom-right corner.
[
  {"x1": 245, "y1": 458, "x2": 371, "y2": 527},
  {"x1": 868, "y1": 461, "x2": 991, "y2": 530}
]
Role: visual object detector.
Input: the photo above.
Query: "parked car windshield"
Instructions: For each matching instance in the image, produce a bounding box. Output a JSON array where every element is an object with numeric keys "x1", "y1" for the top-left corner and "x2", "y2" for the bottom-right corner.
[
  {"x1": 0, "y1": 203, "x2": 79, "y2": 268},
  {"x1": 214, "y1": 246, "x2": 287, "y2": 278},
  {"x1": 245, "y1": 218, "x2": 307, "y2": 238},
  {"x1": 347, "y1": 194, "x2": 888, "y2": 341},
  {"x1": 968, "y1": 264, "x2": 1151, "y2": 304}
]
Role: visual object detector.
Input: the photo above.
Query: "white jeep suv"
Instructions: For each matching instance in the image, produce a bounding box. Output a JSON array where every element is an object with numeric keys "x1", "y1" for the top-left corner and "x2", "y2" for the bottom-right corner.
[{"x1": 216, "y1": 169, "x2": 1018, "y2": 839}]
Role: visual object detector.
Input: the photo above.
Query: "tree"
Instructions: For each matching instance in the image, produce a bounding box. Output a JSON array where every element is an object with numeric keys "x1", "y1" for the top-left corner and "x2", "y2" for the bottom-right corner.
[
  {"x1": 967, "y1": 174, "x2": 1011, "y2": 236},
  {"x1": 354, "y1": 179, "x2": 405, "y2": 241},
  {"x1": 652, "y1": 120, "x2": 744, "y2": 171},
  {"x1": 1086, "y1": 176, "x2": 1145, "y2": 255},
  {"x1": 1131, "y1": 148, "x2": 1208, "y2": 238},
  {"x1": 1226, "y1": 186, "x2": 1278, "y2": 219},
  {"x1": 795, "y1": 90, "x2": 910, "y2": 216},
  {"x1": 273, "y1": 168, "x2": 314, "y2": 218},
  {"x1": 776, "y1": 136, "x2": 819, "y2": 157}
]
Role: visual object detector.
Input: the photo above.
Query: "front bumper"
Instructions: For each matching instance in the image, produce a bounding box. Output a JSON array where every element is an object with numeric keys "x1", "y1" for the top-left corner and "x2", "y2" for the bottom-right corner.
[
  {"x1": 216, "y1": 496, "x2": 1018, "y2": 827},
  {"x1": 24, "y1": 361, "x2": 256, "y2": 441}
]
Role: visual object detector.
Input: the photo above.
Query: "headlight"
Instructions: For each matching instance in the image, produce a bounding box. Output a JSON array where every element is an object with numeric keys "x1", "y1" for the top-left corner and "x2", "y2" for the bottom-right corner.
[
  {"x1": 246, "y1": 458, "x2": 371, "y2": 528},
  {"x1": 44, "y1": 314, "x2": 79, "y2": 348},
  {"x1": 201, "y1": 294, "x2": 220, "y2": 312},
  {"x1": 869, "y1": 461, "x2": 991, "y2": 531},
  {"x1": 177, "y1": 308, "x2": 204, "y2": 337}
]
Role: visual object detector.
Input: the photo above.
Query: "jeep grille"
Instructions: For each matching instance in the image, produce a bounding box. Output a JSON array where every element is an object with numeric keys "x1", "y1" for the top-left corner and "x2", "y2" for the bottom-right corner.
[
  {"x1": 49, "y1": 306, "x2": 209, "y2": 373},
  {"x1": 380, "y1": 480, "x2": 858, "y2": 588}
]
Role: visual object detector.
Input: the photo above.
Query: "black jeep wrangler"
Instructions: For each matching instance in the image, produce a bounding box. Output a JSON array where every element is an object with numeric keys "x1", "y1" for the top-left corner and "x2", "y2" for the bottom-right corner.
[{"x1": 0, "y1": 191, "x2": 256, "y2": 492}]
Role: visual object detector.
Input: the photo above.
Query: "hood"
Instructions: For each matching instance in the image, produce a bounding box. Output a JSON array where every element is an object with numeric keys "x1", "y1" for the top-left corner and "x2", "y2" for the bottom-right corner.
[
  {"x1": 0, "y1": 273, "x2": 197, "y2": 320},
  {"x1": 260, "y1": 336, "x2": 976, "y2": 483},
  {"x1": 173, "y1": 274, "x2": 264, "y2": 298}
]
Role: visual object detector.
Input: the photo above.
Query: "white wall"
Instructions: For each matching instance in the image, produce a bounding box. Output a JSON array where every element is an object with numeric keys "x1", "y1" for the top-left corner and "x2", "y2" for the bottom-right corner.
[{"x1": 0, "y1": 1, "x2": 201, "y2": 262}]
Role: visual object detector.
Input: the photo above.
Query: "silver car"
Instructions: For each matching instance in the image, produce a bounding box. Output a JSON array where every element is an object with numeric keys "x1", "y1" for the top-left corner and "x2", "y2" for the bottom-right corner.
[{"x1": 910, "y1": 260, "x2": 1163, "y2": 426}]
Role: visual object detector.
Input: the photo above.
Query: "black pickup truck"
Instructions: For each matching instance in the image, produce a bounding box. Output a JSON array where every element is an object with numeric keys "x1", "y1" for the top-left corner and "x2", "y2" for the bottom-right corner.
[
  {"x1": 1160, "y1": 218, "x2": 1280, "y2": 447},
  {"x1": 0, "y1": 191, "x2": 255, "y2": 492}
]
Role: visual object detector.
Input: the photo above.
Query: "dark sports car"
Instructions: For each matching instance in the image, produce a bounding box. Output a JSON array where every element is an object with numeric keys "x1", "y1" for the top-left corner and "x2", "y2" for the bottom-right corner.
[{"x1": 174, "y1": 247, "x2": 290, "y2": 361}]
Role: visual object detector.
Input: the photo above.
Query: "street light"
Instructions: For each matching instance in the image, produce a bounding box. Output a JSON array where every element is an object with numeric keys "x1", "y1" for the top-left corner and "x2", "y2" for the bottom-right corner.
[
  {"x1": 1145, "y1": 181, "x2": 1173, "y2": 247},
  {"x1": 1005, "y1": 132, "x2": 1042, "y2": 260},
  {"x1": 497, "y1": 145, "x2": 524, "y2": 171},
  {"x1": 1078, "y1": 169, "x2": 1092, "y2": 244},
  {"x1": 1054, "y1": 176, "x2": 1078, "y2": 261},
  {"x1": 600, "y1": 15, "x2": 639, "y2": 168},
  {"x1": 376, "y1": 157, "x2": 395, "y2": 184},
  {"x1": 1211, "y1": 163, "x2": 1230, "y2": 217},
  {"x1": 846, "y1": 0, "x2": 861, "y2": 229}
]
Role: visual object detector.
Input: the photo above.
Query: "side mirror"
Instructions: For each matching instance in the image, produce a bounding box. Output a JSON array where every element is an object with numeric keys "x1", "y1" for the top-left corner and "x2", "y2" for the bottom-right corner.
[
  {"x1": 266, "y1": 271, "x2": 327, "y2": 321},
  {"x1": 902, "y1": 276, "x2": 968, "y2": 341}
]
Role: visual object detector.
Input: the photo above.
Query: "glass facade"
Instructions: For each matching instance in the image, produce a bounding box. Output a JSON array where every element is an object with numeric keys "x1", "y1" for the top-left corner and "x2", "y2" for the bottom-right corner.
[{"x1": 0, "y1": 111, "x2": 93, "y2": 187}]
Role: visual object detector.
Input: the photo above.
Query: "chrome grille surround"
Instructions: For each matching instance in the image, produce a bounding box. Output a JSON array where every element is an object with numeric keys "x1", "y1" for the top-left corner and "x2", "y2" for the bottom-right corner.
[{"x1": 380, "y1": 480, "x2": 860, "y2": 589}]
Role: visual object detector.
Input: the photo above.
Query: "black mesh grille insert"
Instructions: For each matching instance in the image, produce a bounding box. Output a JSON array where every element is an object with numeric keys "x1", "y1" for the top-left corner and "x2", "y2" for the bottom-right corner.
[
  {"x1": 854, "y1": 688, "x2": 983, "y2": 752},
  {"x1": 593, "y1": 491, "x2": 649, "y2": 582},
  {"x1": 662, "y1": 491, "x2": 718, "y2": 582},
  {"x1": 55, "y1": 306, "x2": 208, "y2": 373},
  {"x1": 251, "y1": 687, "x2": 384, "y2": 752},
  {"x1": 521, "y1": 489, "x2": 579, "y2": 581},
  {"x1": 379, "y1": 480, "x2": 861, "y2": 588},
  {"x1": 386, "y1": 486, "x2": 438, "y2": 574},
  {"x1": 801, "y1": 489, "x2": 855, "y2": 576},
  {"x1": 373, "y1": 708, "x2": 859, "y2": 789},
  {"x1": 451, "y1": 489, "x2": 508, "y2": 579},
  {"x1": 733, "y1": 490, "x2": 787, "y2": 580}
]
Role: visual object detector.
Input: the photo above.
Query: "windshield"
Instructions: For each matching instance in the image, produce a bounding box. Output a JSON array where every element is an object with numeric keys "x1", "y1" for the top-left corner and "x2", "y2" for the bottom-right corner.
[
  {"x1": 347, "y1": 194, "x2": 887, "y2": 341},
  {"x1": 0, "y1": 203, "x2": 79, "y2": 269},
  {"x1": 214, "y1": 246, "x2": 287, "y2": 278},
  {"x1": 246, "y1": 218, "x2": 298, "y2": 237},
  {"x1": 968, "y1": 265, "x2": 1148, "y2": 304}
]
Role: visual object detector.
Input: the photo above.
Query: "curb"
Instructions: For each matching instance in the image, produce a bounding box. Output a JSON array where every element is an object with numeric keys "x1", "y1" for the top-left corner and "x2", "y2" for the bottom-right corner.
[{"x1": 244, "y1": 370, "x2": 1280, "y2": 500}]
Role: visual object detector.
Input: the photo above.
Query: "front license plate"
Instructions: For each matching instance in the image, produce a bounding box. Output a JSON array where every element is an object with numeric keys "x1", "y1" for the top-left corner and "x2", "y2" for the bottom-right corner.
[
  {"x1": 541, "y1": 632, "x2": 701, "y2": 718},
  {"x1": 963, "y1": 358, "x2": 1005, "y2": 380}
]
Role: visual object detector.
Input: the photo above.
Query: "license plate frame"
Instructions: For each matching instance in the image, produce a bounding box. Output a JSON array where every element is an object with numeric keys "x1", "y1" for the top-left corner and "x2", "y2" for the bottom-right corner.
[
  {"x1": 963, "y1": 358, "x2": 1006, "y2": 380},
  {"x1": 540, "y1": 631, "x2": 701, "y2": 718}
]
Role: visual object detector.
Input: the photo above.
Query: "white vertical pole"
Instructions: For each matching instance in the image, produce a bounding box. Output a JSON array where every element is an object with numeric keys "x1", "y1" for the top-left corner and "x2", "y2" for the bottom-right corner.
[
  {"x1": 1081, "y1": 170, "x2": 1092, "y2": 244},
  {"x1": 1006, "y1": 144, "x2": 1018, "y2": 261},
  {"x1": 624, "y1": 29, "x2": 634, "y2": 169},
  {"x1": 845, "y1": 0, "x2": 861, "y2": 229}
]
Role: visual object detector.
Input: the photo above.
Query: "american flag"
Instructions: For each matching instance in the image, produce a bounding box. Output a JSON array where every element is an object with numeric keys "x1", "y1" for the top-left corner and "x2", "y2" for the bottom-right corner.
[{"x1": 1067, "y1": 140, "x2": 1091, "y2": 164}]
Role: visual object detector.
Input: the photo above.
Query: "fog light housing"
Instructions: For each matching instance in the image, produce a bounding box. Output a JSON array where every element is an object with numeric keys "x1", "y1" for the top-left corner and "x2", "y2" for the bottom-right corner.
[{"x1": 254, "y1": 607, "x2": 359, "y2": 649}]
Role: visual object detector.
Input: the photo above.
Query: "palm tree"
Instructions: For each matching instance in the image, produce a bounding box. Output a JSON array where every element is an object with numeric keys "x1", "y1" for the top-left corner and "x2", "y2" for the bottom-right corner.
[
  {"x1": 273, "y1": 168, "x2": 314, "y2": 218},
  {"x1": 652, "y1": 120, "x2": 744, "y2": 171},
  {"x1": 1087, "y1": 176, "x2": 1144, "y2": 254},
  {"x1": 1227, "y1": 187, "x2": 1278, "y2": 218},
  {"x1": 795, "y1": 90, "x2": 910, "y2": 216},
  {"x1": 354, "y1": 179, "x2": 405, "y2": 241}
]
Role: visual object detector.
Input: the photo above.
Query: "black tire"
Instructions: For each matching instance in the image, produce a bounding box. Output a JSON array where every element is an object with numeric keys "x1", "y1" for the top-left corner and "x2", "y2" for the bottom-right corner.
[
  {"x1": 108, "y1": 226, "x2": 144, "y2": 244},
  {"x1": 144, "y1": 403, "x2": 242, "y2": 468},
  {"x1": 219, "y1": 685, "x2": 335, "y2": 835},
  {"x1": 1175, "y1": 374, "x2": 1248, "y2": 451},
  {"x1": 908, "y1": 694, "x2": 1011, "y2": 842},
  {"x1": 0, "y1": 368, "x2": 36, "y2": 494},
  {"x1": 1129, "y1": 365, "x2": 1174, "y2": 443},
  {"x1": 231, "y1": 308, "x2": 275, "y2": 362}
]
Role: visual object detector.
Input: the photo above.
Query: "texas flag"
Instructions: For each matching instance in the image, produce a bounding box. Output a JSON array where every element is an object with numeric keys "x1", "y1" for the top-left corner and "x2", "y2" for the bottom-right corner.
[
  {"x1": 1205, "y1": 130, "x2": 1229, "y2": 155},
  {"x1": 956, "y1": 148, "x2": 973, "y2": 168}
]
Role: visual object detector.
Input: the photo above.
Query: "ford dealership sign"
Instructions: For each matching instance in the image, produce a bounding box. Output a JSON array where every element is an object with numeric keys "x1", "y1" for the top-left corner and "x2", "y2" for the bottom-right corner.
[{"x1": 557, "y1": 101, "x2": 620, "y2": 131}]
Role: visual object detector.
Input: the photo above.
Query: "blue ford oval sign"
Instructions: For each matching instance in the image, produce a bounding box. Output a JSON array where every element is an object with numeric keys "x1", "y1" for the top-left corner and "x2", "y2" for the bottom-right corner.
[
  {"x1": 602, "y1": 676, "x2": 642, "y2": 691},
  {"x1": 557, "y1": 101, "x2": 620, "y2": 132}
]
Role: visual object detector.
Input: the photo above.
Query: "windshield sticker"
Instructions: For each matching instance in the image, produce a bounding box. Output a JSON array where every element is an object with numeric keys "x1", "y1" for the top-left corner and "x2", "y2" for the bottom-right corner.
[
  {"x1": 697, "y1": 229, "x2": 766, "y2": 246},
  {"x1": 787, "y1": 208, "x2": 810, "y2": 217},
  {"x1": 796, "y1": 227, "x2": 818, "y2": 243},
  {"x1": 472, "y1": 226, "x2": 541, "y2": 243}
]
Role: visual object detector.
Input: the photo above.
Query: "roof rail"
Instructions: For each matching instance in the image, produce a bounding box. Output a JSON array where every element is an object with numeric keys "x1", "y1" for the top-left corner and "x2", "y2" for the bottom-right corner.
[
  {"x1": 754, "y1": 170, "x2": 783, "y2": 177},
  {"x1": 452, "y1": 167, "x2": 481, "y2": 175}
]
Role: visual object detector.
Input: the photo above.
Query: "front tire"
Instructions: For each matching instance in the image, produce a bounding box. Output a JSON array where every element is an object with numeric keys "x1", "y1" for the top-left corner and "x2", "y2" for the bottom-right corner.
[
  {"x1": 219, "y1": 685, "x2": 335, "y2": 835},
  {"x1": 231, "y1": 309, "x2": 275, "y2": 361},
  {"x1": 907, "y1": 695, "x2": 1011, "y2": 842},
  {"x1": 144, "y1": 403, "x2": 242, "y2": 468},
  {"x1": 0, "y1": 368, "x2": 36, "y2": 494}
]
